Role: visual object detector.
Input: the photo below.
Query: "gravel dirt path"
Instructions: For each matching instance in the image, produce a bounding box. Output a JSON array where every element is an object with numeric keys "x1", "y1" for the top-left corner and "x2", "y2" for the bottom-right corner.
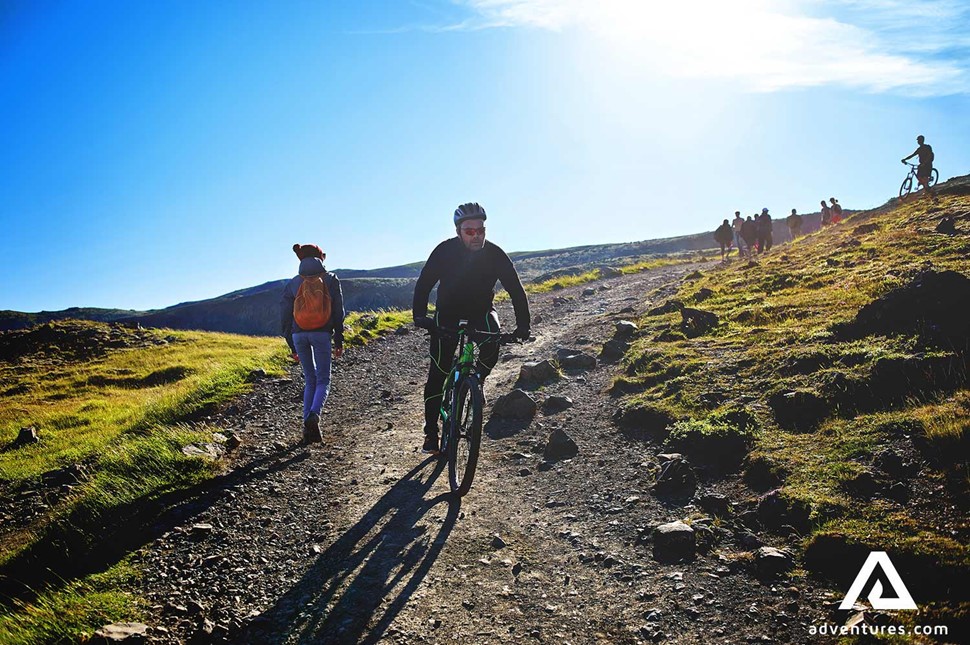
[{"x1": 134, "y1": 264, "x2": 833, "y2": 644}]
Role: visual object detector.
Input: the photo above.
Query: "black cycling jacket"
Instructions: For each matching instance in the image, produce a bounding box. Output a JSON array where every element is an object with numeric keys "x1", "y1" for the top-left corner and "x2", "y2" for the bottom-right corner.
[{"x1": 412, "y1": 237, "x2": 530, "y2": 330}]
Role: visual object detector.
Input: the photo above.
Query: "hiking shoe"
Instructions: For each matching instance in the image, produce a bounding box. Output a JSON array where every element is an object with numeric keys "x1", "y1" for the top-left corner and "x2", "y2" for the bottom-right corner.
[
  {"x1": 422, "y1": 431, "x2": 440, "y2": 455},
  {"x1": 304, "y1": 412, "x2": 322, "y2": 443}
]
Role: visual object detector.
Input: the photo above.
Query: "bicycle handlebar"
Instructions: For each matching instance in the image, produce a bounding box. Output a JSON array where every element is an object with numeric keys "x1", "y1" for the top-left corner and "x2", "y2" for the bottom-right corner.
[{"x1": 428, "y1": 326, "x2": 525, "y2": 344}]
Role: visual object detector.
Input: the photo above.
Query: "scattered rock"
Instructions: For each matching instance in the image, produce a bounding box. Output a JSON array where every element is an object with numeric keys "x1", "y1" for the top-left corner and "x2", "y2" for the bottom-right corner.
[
  {"x1": 541, "y1": 395, "x2": 573, "y2": 414},
  {"x1": 225, "y1": 432, "x2": 242, "y2": 451},
  {"x1": 851, "y1": 223, "x2": 881, "y2": 236},
  {"x1": 544, "y1": 428, "x2": 579, "y2": 461},
  {"x1": 615, "y1": 320, "x2": 638, "y2": 338},
  {"x1": 754, "y1": 547, "x2": 795, "y2": 578},
  {"x1": 647, "y1": 300, "x2": 683, "y2": 316},
  {"x1": 558, "y1": 352, "x2": 597, "y2": 371},
  {"x1": 491, "y1": 534, "x2": 507, "y2": 549},
  {"x1": 189, "y1": 523, "x2": 214, "y2": 538},
  {"x1": 582, "y1": 288, "x2": 596, "y2": 296},
  {"x1": 599, "y1": 339, "x2": 628, "y2": 362},
  {"x1": 13, "y1": 426, "x2": 40, "y2": 447},
  {"x1": 680, "y1": 307, "x2": 719, "y2": 338},
  {"x1": 247, "y1": 369, "x2": 268, "y2": 382},
  {"x1": 493, "y1": 389, "x2": 538, "y2": 420},
  {"x1": 652, "y1": 521, "x2": 696, "y2": 563},
  {"x1": 517, "y1": 360, "x2": 561, "y2": 386},
  {"x1": 651, "y1": 456, "x2": 697, "y2": 498},
  {"x1": 92, "y1": 623, "x2": 149, "y2": 643},
  {"x1": 692, "y1": 288, "x2": 714, "y2": 302},
  {"x1": 699, "y1": 493, "x2": 731, "y2": 517}
]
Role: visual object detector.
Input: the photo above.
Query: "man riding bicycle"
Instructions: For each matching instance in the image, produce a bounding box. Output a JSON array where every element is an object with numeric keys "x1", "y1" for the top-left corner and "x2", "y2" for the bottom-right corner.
[
  {"x1": 412, "y1": 203, "x2": 531, "y2": 454},
  {"x1": 901, "y1": 135, "x2": 936, "y2": 200}
]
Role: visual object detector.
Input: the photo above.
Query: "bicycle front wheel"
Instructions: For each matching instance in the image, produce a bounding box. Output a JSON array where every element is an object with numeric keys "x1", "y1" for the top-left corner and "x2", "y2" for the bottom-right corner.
[
  {"x1": 899, "y1": 176, "x2": 912, "y2": 200},
  {"x1": 448, "y1": 374, "x2": 483, "y2": 496}
]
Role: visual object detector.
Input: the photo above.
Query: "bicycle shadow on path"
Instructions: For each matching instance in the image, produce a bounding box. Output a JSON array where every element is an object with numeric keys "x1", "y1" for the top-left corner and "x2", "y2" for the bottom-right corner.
[{"x1": 241, "y1": 456, "x2": 460, "y2": 644}]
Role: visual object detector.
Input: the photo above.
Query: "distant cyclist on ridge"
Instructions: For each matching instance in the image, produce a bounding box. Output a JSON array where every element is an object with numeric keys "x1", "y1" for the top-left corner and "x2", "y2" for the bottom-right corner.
[
  {"x1": 412, "y1": 203, "x2": 531, "y2": 454},
  {"x1": 901, "y1": 135, "x2": 937, "y2": 201}
]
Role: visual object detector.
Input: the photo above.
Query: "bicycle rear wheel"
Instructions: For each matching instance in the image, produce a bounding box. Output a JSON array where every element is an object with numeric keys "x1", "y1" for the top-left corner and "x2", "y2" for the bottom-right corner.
[
  {"x1": 928, "y1": 168, "x2": 939, "y2": 188},
  {"x1": 899, "y1": 176, "x2": 912, "y2": 200},
  {"x1": 448, "y1": 374, "x2": 483, "y2": 496}
]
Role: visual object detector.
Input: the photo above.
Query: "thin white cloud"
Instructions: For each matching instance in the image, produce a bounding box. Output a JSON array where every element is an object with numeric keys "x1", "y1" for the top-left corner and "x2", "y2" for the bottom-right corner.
[{"x1": 452, "y1": 0, "x2": 969, "y2": 95}]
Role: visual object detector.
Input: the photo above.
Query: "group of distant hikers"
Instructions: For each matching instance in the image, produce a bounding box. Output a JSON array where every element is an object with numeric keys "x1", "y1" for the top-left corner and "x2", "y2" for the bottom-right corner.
[
  {"x1": 280, "y1": 203, "x2": 530, "y2": 451},
  {"x1": 714, "y1": 198, "x2": 847, "y2": 261}
]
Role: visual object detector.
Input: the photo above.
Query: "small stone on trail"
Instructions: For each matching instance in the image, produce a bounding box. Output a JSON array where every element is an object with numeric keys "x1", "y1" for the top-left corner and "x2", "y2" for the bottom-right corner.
[
  {"x1": 92, "y1": 623, "x2": 149, "y2": 643},
  {"x1": 543, "y1": 428, "x2": 579, "y2": 461},
  {"x1": 491, "y1": 534, "x2": 507, "y2": 549}
]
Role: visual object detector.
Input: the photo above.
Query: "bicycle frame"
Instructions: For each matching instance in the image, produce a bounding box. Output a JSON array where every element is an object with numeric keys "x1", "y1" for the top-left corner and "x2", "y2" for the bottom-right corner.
[
  {"x1": 438, "y1": 321, "x2": 487, "y2": 450},
  {"x1": 900, "y1": 162, "x2": 939, "y2": 201}
]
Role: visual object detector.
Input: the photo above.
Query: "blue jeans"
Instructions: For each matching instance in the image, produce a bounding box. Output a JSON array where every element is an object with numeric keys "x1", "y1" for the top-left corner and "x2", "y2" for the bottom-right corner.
[{"x1": 293, "y1": 331, "x2": 332, "y2": 420}]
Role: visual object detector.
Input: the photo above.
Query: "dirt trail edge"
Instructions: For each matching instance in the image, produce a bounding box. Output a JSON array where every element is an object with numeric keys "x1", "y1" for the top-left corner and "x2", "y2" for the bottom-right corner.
[{"x1": 135, "y1": 264, "x2": 832, "y2": 644}]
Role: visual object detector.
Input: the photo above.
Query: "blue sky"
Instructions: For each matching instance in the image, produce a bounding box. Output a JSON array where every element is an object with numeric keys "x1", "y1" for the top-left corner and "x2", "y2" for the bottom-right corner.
[{"x1": 1, "y1": 0, "x2": 968, "y2": 312}]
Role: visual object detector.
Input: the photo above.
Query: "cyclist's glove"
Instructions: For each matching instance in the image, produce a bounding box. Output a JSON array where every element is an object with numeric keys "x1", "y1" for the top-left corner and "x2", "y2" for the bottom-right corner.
[
  {"x1": 414, "y1": 316, "x2": 435, "y2": 330},
  {"x1": 513, "y1": 326, "x2": 531, "y2": 341}
]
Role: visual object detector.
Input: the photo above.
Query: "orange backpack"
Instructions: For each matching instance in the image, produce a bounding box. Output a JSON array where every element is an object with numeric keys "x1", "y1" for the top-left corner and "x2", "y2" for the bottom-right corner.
[{"x1": 293, "y1": 275, "x2": 332, "y2": 330}]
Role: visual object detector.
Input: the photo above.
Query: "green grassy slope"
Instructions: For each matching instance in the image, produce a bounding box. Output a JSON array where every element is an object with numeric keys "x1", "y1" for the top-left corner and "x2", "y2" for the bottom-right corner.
[{"x1": 617, "y1": 183, "x2": 969, "y2": 631}]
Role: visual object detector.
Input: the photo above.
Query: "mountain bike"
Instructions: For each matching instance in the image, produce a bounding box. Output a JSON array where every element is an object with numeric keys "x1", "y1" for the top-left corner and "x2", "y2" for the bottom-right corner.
[
  {"x1": 899, "y1": 162, "x2": 939, "y2": 200},
  {"x1": 430, "y1": 322, "x2": 520, "y2": 496}
]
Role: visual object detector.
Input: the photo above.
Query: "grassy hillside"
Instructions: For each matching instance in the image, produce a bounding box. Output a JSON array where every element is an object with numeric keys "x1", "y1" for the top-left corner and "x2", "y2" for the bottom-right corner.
[
  {"x1": 616, "y1": 183, "x2": 969, "y2": 630},
  {"x1": 0, "y1": 321, "x2": 288, "y2": 642}
]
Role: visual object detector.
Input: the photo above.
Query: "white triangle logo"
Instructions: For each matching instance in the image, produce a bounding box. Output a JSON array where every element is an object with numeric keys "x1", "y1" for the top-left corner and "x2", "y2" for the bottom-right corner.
[{"x1": 839, "y1": 551, "x2": 917, "y2": 610}]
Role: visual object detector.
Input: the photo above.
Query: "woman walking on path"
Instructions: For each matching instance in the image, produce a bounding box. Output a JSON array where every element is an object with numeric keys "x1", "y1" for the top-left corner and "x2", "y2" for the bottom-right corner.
[{"x1": 281, "y1": 243, "x2": 345, "y2": 443}]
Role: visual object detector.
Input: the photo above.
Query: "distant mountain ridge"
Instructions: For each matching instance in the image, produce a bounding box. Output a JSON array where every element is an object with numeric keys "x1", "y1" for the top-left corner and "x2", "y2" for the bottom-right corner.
[{"x1": 0, "y1": 217, "x2": 823, "y2": 336}]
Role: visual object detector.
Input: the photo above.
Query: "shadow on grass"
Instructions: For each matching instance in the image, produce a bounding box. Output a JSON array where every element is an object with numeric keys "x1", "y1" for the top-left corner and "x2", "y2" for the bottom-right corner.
[
  {"x1": 0, "y1": 442, "x2": 308, "y2": 607},
  {"x1": 240, "y1": 456, "x2": 458, "y2": 645}
]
